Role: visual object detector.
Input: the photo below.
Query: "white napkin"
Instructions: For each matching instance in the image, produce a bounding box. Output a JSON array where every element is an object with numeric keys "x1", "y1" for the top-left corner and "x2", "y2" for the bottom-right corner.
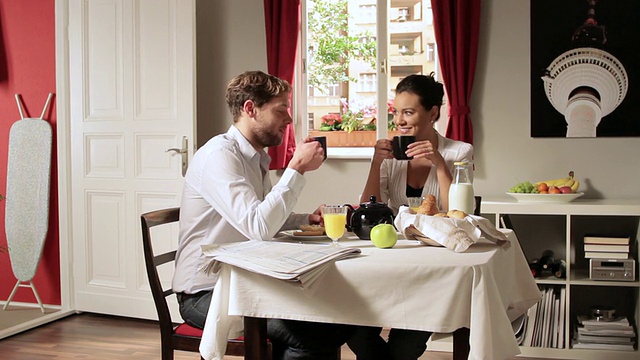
[{"x1": 394, "y1": 206, "x2": 510, "y2": 252}]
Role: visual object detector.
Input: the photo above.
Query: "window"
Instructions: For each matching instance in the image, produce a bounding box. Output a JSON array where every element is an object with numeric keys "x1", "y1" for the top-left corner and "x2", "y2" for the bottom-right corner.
[
  {"x1": 357, "y1": 73, "x2": 377, "y2": 92},
  {"x1": 356, "y1": 4, "x2": 377, "y2": 24},
  {"x1": 299, "y1": 0, "x2": 437, "y2": 156}
]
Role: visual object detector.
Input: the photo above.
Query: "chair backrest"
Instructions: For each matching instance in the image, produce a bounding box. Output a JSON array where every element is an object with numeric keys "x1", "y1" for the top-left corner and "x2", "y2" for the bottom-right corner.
[
  {"x1": 140, "y1": 208, "x2": 186, "y2": 354},
  {"x1": 474, "y1": 196, "x2": 482, "y2": 216}
]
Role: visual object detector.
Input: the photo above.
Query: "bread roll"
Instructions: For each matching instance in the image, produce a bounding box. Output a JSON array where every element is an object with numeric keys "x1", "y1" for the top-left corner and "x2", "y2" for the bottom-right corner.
[
  {"x1": 299, "y1": 224, "x2": 325, "y2": 233},
  {"x1": 295, "y1": 224, "x2": 325, "y2": 236},
  {"x1": 294, "y1": 230, "x2": 325, "y2": 236},
  {"x1": 446, "y1": 209, "x2": 468, "y2": 219}
]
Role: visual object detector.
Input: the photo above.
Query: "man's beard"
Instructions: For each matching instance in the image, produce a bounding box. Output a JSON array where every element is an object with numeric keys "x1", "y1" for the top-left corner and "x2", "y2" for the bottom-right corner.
[{"x1": 253, "y1": 114, "x2": 284, "y2": 148}]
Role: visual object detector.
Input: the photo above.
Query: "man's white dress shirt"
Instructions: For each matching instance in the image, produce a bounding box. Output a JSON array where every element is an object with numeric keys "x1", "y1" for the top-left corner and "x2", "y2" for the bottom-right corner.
[{"x1": 173, "y1": 125, "x2": 309, "y2": 294}]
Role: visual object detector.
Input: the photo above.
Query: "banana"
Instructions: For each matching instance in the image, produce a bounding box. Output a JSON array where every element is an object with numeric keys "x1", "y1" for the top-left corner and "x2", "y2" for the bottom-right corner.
[
  {"x1": 534, "y1": 177, "x2": 566, "y2": 187},
  {"x1": 535, "y1": 171, "x2": 574, "y2": 187},
  {"x1": 570, "y1": 179, "x2": 580, "y2": 192},
  {"x1": 563, "y1": 179, "x2": 576, "y2": 188}
]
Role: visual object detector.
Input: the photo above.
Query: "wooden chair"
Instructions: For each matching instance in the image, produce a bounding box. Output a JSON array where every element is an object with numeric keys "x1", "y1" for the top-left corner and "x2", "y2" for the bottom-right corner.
[
  {"x1": 474, "y1": 195, "x2": 482, "y2": 216},
  {"x1": 140, "y1": 207, "x2": 254, "y2": 359}
]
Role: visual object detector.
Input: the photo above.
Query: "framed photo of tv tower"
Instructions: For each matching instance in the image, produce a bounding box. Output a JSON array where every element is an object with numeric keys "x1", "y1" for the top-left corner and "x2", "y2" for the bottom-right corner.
[{"x1": 530, "y1": 0, "x2": 640, "y2": 138}]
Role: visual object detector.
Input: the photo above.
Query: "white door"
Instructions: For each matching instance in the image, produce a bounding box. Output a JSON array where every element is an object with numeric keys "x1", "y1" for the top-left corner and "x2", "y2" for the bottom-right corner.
[{"x1": 67, "y1": 0, "x2": 195, "y2": 319}]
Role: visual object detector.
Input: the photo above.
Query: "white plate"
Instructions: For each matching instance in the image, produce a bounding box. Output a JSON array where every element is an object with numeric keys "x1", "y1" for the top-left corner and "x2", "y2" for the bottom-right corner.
[
  {"x1": 279, "y1": 230, "x2": 330, "y2": 241},
  {"x1": 506, "y1": 192, "x2": 584, "y2": 203}
]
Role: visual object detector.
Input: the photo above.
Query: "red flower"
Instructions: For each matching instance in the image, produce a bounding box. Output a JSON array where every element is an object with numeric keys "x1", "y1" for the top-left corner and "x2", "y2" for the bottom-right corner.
[
  {"x1": 320, "y1": 113, "x2": 343, "y2": 131},
  {"x1": 387, "y1": 99, "x2": 395, "y2": 114}
]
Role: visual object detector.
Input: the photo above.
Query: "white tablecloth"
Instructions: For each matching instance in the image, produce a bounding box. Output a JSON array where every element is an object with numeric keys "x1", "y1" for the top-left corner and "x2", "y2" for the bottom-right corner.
[{"x1": 200, "y1": 229, "x2": 541, "y2": 360}]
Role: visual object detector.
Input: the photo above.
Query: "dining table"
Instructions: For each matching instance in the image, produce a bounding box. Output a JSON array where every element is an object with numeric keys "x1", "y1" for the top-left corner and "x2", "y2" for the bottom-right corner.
[{"x1": 199, "y1": 229, "x2": 541, "y2": 360}]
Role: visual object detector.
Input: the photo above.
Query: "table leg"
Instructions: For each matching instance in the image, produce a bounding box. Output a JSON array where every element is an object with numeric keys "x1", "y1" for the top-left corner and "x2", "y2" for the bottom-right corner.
[
  {"x1": 452, "y1": 327, "x2": 470, "y2": 360},
  {"x1": 243, "y1": 316, "x2": 269, "y2": 360}
]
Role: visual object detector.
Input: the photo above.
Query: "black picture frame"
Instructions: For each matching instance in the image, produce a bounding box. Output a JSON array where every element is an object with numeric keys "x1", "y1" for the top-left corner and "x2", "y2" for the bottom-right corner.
[{"x1": 530, "y1": 0, "x2": 640, "y2": 137}]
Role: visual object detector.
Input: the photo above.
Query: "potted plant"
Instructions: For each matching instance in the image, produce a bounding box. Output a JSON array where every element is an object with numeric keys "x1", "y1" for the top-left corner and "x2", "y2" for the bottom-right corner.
[
  {"x1": 339, "y1": 108, "x2": 376, "y2": 133},
  {"x1": 319, "y1": 113, "x2": 343, "y2": 131},
  {"x1": 310, "y1": 98, "x2": 399, "y2": 147}
]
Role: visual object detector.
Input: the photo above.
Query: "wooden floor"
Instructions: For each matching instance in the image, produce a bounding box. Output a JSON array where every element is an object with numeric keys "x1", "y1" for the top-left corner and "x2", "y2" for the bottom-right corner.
[{"x1": 0, "y1": 313, "x2": 550, "y2": 359}]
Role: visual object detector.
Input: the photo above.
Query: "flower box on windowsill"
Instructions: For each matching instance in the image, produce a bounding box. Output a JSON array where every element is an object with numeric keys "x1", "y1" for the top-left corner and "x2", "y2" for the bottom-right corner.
[{"x1": 310, "y1": 130, "x2": 400, "y2": 147}]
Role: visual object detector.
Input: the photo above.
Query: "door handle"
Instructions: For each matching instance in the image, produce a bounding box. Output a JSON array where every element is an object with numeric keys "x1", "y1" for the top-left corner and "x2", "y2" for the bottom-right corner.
[{"x1": 166, "y1": 136, "x2": 189, "y2": 177}]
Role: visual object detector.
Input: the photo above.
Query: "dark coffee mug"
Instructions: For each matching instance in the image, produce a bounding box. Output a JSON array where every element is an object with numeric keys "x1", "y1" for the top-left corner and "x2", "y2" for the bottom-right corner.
[
  {"x1": 392, "y1": 135, "x2": 415, "y2": 160},
  {"x1": 312, "y1": 136, "x2": 327, "y2": 160}
]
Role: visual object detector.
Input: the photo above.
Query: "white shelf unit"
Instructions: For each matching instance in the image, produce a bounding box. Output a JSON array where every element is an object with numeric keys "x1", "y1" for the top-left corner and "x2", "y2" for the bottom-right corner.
[{"x1": 481, "y1": 198, "x2": 640, "y2": 360}]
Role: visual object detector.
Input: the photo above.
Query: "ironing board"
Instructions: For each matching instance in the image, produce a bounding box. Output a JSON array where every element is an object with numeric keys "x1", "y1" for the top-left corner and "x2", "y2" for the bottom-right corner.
[{"x1": 3, "y1": 93, "x2": 53, "y2": 313}]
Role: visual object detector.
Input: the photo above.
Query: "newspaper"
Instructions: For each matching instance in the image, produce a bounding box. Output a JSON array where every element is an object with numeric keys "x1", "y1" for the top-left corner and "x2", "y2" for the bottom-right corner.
[{"x1": 201, "y1": 240, "x2": 361, "y2": 289}]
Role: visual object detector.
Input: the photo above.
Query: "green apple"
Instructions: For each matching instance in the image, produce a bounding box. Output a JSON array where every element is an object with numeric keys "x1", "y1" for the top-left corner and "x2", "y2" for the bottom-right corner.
[{"x1": 370, "y1": 223, "x2": 398, "y2": 248}]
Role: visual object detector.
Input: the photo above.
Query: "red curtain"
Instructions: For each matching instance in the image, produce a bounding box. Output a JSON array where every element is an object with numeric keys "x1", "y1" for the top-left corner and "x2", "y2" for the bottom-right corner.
[
  {"x1": 264, "y1": 0, "x2": 300, "y2": 169},
  {"x1": 432, "y1": 0, "x2": 481, "y2": 145}
]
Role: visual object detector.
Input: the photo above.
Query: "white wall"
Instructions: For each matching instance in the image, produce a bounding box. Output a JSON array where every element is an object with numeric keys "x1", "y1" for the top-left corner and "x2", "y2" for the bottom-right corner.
[
  {"x1": 197, "y1": 0, "x2": 640, "y2": 215},
  {"x1": 196, "y1": 0, "x2": 268, "y2": 147}
]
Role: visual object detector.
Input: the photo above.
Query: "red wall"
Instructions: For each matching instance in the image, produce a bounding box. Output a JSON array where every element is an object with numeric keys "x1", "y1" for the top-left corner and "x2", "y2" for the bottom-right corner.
[{"x1": 0, "y1": 0, "x2": 59, "y2": 305}]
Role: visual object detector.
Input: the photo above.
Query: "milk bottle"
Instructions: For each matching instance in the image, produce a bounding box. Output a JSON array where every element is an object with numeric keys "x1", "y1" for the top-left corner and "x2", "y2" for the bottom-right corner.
[{"x1": 448, "y1": 161, "x2": 474, "y2": 214}]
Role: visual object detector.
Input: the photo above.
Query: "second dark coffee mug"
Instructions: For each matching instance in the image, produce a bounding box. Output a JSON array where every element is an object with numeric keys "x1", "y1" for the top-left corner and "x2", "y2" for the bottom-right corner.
[
  {"x1": 312, "y1": 136, "x2": 327, "y2": 160},
  {"x1": 392, "y1": 135, "x2": 415, "y2": 160}
]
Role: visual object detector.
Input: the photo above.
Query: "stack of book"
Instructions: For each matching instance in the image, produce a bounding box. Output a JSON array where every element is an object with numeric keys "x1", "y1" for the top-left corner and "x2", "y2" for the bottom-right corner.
[
  {"x1": 573, "y1": 315, "x2": 636, "y2": 351},
  {"x1": 584, "y1": 236, "x2": 630, "y2": 259}
]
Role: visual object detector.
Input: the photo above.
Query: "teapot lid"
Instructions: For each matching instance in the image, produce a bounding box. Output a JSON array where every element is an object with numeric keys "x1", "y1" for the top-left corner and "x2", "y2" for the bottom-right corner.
[{"x1": 360, "y1": 195, "x2": 391, "y2": 209}]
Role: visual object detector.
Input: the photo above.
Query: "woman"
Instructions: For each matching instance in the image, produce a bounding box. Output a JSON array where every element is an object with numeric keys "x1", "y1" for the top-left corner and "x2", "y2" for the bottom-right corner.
[
  {"x1": 347, "y1": 73, "x2": 473, "y2": 360},
  {"x1": 360, "y1": 73, "x2": 473, "y2": 215}
]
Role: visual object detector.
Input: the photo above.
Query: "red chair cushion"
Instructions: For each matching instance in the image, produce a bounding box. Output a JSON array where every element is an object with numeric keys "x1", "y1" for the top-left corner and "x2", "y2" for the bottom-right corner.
[
  {"x1": 174, "y1": 322, "x2": 203, "y2": 337},
  {"x1": 173, "y1": 325, "x2": 250, "y2": 342}
]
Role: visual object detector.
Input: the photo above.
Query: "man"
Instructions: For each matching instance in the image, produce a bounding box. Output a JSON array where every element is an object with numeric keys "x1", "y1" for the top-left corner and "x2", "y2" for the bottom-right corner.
[{"x1": 172, "y1": 70, "x2": 354, "y2": 359}]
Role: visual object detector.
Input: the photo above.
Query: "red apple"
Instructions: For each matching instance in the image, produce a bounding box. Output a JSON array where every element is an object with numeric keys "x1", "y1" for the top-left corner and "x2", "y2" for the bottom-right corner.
[{"x1": 559, "y1": 186, "x2": 572, "y2": 194}]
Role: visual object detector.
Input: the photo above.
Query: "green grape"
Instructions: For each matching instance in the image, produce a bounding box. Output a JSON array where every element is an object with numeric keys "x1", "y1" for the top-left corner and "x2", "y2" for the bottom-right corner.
[{"x1": 508, "y1": 180, "x2": 536, "y2": 194}]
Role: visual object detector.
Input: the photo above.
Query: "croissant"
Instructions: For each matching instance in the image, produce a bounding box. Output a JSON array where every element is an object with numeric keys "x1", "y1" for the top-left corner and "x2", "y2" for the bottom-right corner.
[{"x1": 417, "y1": 194, "x2": 439, "y2": 215}]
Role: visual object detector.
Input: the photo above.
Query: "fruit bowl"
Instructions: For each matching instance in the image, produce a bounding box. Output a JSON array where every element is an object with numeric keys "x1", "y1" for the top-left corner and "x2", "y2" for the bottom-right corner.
[{"x1": 506, "y1": 192, "x2": 584, "y2": 203}]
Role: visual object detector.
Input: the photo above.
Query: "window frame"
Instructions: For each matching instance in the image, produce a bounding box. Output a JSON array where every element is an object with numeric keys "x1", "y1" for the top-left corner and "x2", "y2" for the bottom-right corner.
[{"x1": 295, "y1": 0, "x2": 443, "y2": 159}]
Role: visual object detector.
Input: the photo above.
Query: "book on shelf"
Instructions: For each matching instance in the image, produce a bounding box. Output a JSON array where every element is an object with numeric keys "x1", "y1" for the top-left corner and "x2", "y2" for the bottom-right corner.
[
  {"x1": 522, "y1": 296, "x2": 538, "y2": 347},
  {"x1": 583, "y1": 244, "x2": 630, "y2": 253},
  {"x1": 550, "y1": 298, "x2": 560, "y2": 348},
  {"x1": 515, "y1": 314, "x2": 527, "y2": 345},
  {"x1": 541, "y1": 289, "x2": 552, "y2": 348},
  {"x1": 577, "y1": 334, "x2": 634, "y2": 344},
  {"x1": 583, "y1": 236, "x2": 630, "y2": 245},
  {"x1": 577, "y1": 315, "x2": 631, "y2": 327},
  {"x1": 577, "y1": 327, "x2": 636, "y2": 337},
  {"x1": 584, "y1": 251, "x2": 629, "y2": 259},
  {"x1": 533, "y1": 288, "x2": 547, "y2": 347},
  {"x1": 572, "y1": 342, "x2": 635, "y2": 351},
  {"x1": 558, "y1": 287, "x2": 566, "y2": 349}
]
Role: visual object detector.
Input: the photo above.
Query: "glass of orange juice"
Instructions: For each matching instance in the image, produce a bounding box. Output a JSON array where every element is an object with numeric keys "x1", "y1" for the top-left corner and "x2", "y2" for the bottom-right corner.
[
  {"x1": 322, "y1": 205, "x2": 348, "y2": 245},
  {"x1": 408, "y1": 197, "x2": 425, "y2": 213}
]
